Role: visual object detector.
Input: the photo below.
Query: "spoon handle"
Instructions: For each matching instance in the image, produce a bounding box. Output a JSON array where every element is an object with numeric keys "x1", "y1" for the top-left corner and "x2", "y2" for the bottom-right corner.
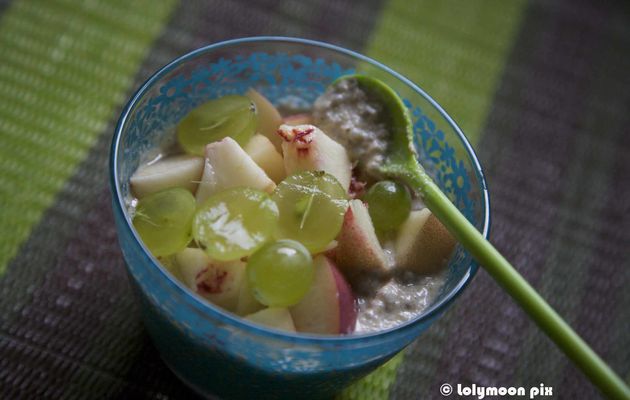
[{"x1": 407, "y1": 169, "x2": 630, "y2": 400}]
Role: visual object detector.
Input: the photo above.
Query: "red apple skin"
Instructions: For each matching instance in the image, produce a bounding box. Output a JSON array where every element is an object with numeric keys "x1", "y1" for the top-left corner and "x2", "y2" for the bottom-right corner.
[
  {"x1": 348, "y1": 175, "x2": 367, "y2": 199},
  {"x1": 331, "y1": 263, "x2": 357, "y2": 334},
  {"x1": 195, "y1": 261, "x2": 245, "y2": 312}
]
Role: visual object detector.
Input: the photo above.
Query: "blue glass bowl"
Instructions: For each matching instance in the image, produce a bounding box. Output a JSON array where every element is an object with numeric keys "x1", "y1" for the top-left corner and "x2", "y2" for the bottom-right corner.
[{"x1": 110, "y1": 37, "x2": 490, "y2": 399}]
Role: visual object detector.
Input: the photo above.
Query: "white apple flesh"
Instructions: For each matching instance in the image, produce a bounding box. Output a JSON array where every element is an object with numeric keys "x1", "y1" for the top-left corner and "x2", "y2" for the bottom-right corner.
[
  {"x1": 244, "y1": 307, "x2": 296, "y2": 332},
  {"x1": 175, "y1": 248, "x2": 246, "y2": 313},
  {"x1": 130, "y1": 154, "x2": 204, "y2": 198},
  {"x1": 246, "y1": 88, "x2": 283, "y2": 152},
  {"x1": 395, "y1": 209, "x2": 456, "y2": 274},
  {"x1": 335, "y1": 199, "x2": 389, "y2": 282},
  {"x1": 174, "y1": 248, "x2": 208, "y2": 289},
  {"x1": 244, "y1": 133, "x2": 286, "y2": 183},
  {"x1": 278, "y1": 124, "x2": 352, "y2": 191},
  {"x1": 196, "y1": 137, "x2": 276, "y2": 204},
  {"x1": 290, "y1": 255, "x2": 356, "y2": 334}
]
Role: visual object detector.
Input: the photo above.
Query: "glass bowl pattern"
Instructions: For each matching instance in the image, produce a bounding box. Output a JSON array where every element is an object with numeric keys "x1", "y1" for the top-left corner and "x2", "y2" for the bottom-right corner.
[{"x1": 110, "y1": 37, "x2": 490, "y2": 399}]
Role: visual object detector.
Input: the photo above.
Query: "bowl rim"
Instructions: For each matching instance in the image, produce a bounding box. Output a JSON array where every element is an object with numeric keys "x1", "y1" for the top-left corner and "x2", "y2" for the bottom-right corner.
[{"x1": 110, "y1": 36, "x2": 491, "y2": 344}]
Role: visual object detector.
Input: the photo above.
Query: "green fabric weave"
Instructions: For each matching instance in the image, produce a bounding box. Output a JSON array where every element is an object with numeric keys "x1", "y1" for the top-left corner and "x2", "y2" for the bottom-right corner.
[
  {"x1": 365, "y1": 0, "x2": 527, "y2": 144},
  {"x1": 0, "y1": 0, "x2": 176, "y2": 275}
]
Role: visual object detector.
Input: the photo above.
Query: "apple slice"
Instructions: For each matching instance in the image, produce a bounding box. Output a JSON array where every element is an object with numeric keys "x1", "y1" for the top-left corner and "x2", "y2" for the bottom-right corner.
[
  {"x1": 278, "y1": 124, "x2": 352, "y2": 191},
  {"x1": 174, "y1": 248, "x2": 208, "y2": 289},
  {"x1": 244, "y1": 134, "x2": 286, "y2": 183},
  {"x1": 322, "y1": 240, "x2": 339, "y2": 265},
  {"x1": 236, "y1": 277, "x2": 265, "y2": 316},
  {"x1": 349, "y1": 175, "x2": 367, "y2": 199},
  {"x1": 175, "y1": 248, "x2": 246, "y2": 312},
  {"x1": 157, "y1": 255, "x2": 184, "y2": 282},
  {"x1": 336, "y1": 199, "x2": 389, "y2": 282},
  {"x1": 394, "y1": 209, "x2": 456, "y2": 274},
  {"x1": 290, "y1": 255, "x2": 356, "y2": 335},
  {"x1": 246, "y1": 88, "x2": 283, "y2": 151},
  {"x1": 282, "y1": 113, "x2": 312, "y2": 126},
  {"x1": 130, "y1": 154, "x2": 204, "y2": 198},
  {"x1": 196, "y1": 137, "x2": 276, "y2": 204},
  {"x1": 244, "y1": 307, "x2": 296, "y2": 332}
]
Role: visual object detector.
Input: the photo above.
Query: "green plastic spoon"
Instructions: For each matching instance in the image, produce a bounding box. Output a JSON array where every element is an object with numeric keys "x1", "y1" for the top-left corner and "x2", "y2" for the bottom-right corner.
[{"x1": 335, "y1": 74, "x2": 630, "y2": 400}]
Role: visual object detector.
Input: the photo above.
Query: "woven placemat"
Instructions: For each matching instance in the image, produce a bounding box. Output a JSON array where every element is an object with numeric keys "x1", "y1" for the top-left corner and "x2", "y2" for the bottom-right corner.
[
  {"x1": 390, "y1": 2, "x2": 630, "y2": 399},
  {"x1": 1, "y1": 0, "x2": 629, "y2": 399},
  {"x1": 401, "y1": 3, "x2": 630, "y2": 400}
]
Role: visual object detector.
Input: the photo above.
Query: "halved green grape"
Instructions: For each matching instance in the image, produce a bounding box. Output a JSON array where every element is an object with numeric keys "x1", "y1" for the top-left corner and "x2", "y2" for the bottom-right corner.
[
  {"x1": 272, "y1": 171, "x2": 348, "y2": 253},
  {"x1": 247, "y1": 240, "x2": 314, "y2": 307},
  {"x1": 193, "y1": 187, "x2": 278, "y2": 261},
  {"x1": 133, "y1": 188, "x2": 196, "y2": 257},
  {"x1": 363, "y1": 180, "x2": 411, "y2": 231},
  {"x1": 178, "y1": 95, "x2": 257, "y2": 155}
]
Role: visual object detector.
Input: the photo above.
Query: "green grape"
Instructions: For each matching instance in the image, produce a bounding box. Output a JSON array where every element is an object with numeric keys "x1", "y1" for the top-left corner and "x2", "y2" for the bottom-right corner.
[
  {"x1": 178, "y1": 95, "x2": 257, "y2": 155},
  {"x1": 193, "y1": 187, "x2": 278, "y2": 261},
  {"x1": 363, "y1": 180, "x2": 411, "y2": 231},
  {"x1": 247, "y1": 240, "x2": 314, "y2": 307},
  {"x1": 272, "y1": 171, "x2": 348, "y2": 253},
  {"x1": 133, "y1": 188, "x2": 196, "y2": 257}
]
